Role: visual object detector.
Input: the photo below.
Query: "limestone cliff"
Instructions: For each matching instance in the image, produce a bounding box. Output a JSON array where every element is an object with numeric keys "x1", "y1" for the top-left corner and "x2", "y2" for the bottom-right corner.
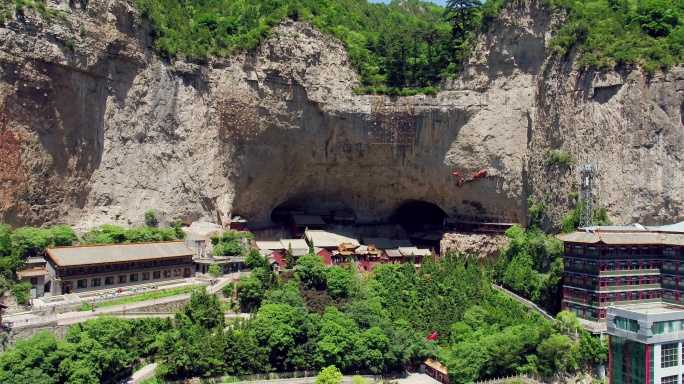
[{"x1": 0, "y1": 0, "x2": 682, "y2": 230}]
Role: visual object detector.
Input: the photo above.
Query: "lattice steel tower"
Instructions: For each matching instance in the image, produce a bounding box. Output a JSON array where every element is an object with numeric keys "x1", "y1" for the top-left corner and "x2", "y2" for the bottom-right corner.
[{"x1": 579, "y1": 163, "x2": 598, "y2": 228}]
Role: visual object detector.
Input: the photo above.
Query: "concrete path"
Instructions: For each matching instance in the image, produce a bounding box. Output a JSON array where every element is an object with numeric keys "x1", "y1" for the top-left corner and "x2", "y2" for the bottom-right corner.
[
  {"x1": 395, "y1": 373, "x2": 441, "y2": 384},
  {"x1": 5, "y1": 273, "x2": 247, "y2": 328},
  {"x1": 118, "y1": 362, "x2": 158, "y2": 384},
  {"x1": 491, "y1": 284, "x2": 555, "y2": 321},
  {"x1": 208, "y1": 373, "x2": 438, "y2": 384}
]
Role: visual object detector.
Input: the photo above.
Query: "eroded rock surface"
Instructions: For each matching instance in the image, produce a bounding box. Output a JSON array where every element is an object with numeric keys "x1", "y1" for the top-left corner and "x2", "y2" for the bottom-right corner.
[{"x1": 0, "y1": 0, "x2": 682, "y2": 230}]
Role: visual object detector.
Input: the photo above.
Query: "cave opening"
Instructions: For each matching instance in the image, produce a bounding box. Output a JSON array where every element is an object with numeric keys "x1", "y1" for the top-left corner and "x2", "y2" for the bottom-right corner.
[
  {"x1": 270, "y1": 202, "x2": 354, "y2": 225},
  {"x1": 390, "y1": 200, "x2": 448, "y2": 233}
]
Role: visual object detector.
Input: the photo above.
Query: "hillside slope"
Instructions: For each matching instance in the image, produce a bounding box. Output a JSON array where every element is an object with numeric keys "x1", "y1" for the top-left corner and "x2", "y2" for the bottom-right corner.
[{"x1": 0, "y1": 0, "x2": 682, "y2": 229}]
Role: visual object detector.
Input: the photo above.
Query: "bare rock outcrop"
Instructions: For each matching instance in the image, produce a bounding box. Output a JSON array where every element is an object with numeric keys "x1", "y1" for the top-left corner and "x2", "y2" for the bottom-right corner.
[
  {"x1": 0, "y1": 0, "x2": 682, "y2": 230},
  {"x1": 441, "y1": 232, "x2": 508, "y2": 259}
]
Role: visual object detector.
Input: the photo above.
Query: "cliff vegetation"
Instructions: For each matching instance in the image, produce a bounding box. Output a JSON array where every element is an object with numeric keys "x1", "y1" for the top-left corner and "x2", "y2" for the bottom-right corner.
[
  {"x1": 547, "y1": 0, "x2": 684, "y2": 72},
  {"x1": 132, "y1": 0, "x2": 482, "y2": 91}
]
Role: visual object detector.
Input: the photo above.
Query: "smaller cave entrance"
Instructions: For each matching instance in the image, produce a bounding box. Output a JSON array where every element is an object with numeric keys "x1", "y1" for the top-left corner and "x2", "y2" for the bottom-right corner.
[
  {"x1": 270, "y1": 201, "x2": 356, "y2": 238},
  {"x1": 391, "y1": 200, "x2": 448, "y2": 233}
]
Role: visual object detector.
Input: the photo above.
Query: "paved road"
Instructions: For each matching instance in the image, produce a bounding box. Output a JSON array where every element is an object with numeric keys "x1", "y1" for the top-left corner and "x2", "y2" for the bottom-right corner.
[
  {"x1": 119, "y1": 362, "x2": 158, "y2": 384},
  {"x1": 159, "y1": 372, "x2": 438, "y2": 384}
]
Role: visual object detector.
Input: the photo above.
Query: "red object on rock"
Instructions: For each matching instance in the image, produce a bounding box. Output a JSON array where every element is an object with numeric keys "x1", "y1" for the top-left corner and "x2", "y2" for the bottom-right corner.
[
  {"x1": 453, "y1": 172, "x2": 460, "y2": 177},
  {"x1": 472, "y1": 170, "x2": 488, "y2": 181}
]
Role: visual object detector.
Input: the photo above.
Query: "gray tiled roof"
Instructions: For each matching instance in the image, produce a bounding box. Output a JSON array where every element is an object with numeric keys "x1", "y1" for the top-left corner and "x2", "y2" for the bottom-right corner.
[
  {"x1": 398, "y1": 247, "x2": 432, "y2": 257},
  {"x1": 385, "y1": 249, "x2": 402, "y2": 257},
  {"x1": 557, "y1": 231, "x2": 684, "y2": 245},
  {"x1": 46, "y1": 241, "x2": 194, "y2": 267},
  {"x1": 304, "y1": 230, "x2": 360, "y2": 248},
  {"x1": 583, "y1": 220, "x2": 684, "y2": 234}
]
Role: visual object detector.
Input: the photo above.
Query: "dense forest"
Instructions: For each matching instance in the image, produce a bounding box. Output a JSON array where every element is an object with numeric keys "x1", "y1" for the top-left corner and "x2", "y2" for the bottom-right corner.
[{"x1": 0, "y1": 251, "x2": 605, "y2": 383}]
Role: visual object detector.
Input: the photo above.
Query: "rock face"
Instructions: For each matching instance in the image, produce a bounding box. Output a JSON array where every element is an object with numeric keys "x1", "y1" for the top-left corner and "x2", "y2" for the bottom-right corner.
[
  {"x1": 441, "y1": 233, "x2": 508, "y2": 260},
  {"x1": 0, "y1": 0, "x2": 682, "y2": 230}
]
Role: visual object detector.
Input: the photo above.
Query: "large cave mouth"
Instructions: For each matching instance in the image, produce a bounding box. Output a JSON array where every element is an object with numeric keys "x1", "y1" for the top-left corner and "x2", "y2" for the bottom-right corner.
[{"x1": 391, "y1": 200, "x2": 448, "y2": 232}]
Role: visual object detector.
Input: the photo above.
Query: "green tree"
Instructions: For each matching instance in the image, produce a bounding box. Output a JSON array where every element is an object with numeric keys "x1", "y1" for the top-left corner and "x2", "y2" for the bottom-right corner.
[
  {"x1": 245, "y1": 248, "x2": 269, "y2": 270},
  {"x1": 502, "y1": 253, "x2": 540, "y2": 299},
  {"x1": 579, "y1": 330, "x2": 608, "y2": 365},
  {"x1": 0, "y1": 224, "x2": 11, "y2": 257},
  {"x1": 252, "y1": 303, "x2": 307, "y2": 371},
  {"x1": 327, "y1": 266, "x2": 351, "y2": 299},
  {"x1": 11, "y1": 282, "x2": 32, "y2": 304},
  {"x1": 10, "y1": 227, "x2": 51, "y2": 257},
  {"x1": 295, "y1": 254, "x2": 327, "y2": 289},
  {"x1": 315, "y1": 365, "x2": 343, "y2": 384},
  {"x1": 360, "y1": 327, "x2": 390, "y2": 373},
  {"x1": 445, "y1": 0, "x2": 479, "y2": 39},
  {"x1": 178, "y1": 289, "x2": 224, "y2": 329},
  {"x1": 536, "y1": 334, "x2": 578, "y2": 375},
  {"x1": 49, "y1": 226, "x2": 77, "y2": 247},
  {"x1": 212, "y1": 242, "x2": 244, "y2": 257},
  {"x1": 208, "y1": 264, "x2": 222, "y2": 280},
  {"x1": 144, "y1": 210, "x2": 158, "y2": 227},
  {"x1": 316, "y1": 307, "x2": 360, "y2": 370},
  {"x1": 236, "y1": 274, "x2": 265, "y2": 312},
  {"x1": 263, "y1": 280, "x2": 307, "y2": 311},
  {"x1": 286, "y1": 243, "x2": 295, "y2": 269}
]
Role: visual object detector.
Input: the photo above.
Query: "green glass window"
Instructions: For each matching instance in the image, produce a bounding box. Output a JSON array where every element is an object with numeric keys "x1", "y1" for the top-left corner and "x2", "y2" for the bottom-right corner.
[
  {"x1": 614, "y1": 316, "x2": 640, "y2": 333},
  {"x1": 611, "y1": 336, "x2": 647, "y2": 384},
  {"x1": 653, "y1": 321, "x2": 684, "y2": 335}
]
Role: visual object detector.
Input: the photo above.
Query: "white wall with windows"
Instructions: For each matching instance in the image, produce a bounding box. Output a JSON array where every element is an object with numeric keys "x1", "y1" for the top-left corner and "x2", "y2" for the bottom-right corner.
[{"x1": 654, "y1": 342, "x2": 684, "y2": 384}]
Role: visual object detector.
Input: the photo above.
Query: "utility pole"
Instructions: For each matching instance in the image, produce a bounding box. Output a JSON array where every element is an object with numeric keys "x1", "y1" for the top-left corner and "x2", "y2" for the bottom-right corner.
[{"x1": 579, "y1": 163, "x2": 598, "y2": 228}]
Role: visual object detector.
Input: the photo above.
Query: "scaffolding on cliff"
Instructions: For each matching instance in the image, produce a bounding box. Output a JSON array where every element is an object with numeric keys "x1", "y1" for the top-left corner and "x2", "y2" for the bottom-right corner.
[{"x1": 367, "y1": 96, "x2": 416, "y2": 151}]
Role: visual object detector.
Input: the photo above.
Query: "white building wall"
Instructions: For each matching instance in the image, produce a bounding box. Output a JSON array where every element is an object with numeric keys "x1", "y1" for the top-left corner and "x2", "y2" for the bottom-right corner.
[{"x1": 654, "y1": 342, "x2": 684, "y2": 384}]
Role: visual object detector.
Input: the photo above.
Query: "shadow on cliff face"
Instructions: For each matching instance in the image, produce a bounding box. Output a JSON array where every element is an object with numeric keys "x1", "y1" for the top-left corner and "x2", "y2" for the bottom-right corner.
[
  {"x1": 227, "y1": 91, "x2": 482, "y2": 226},
  {"x1": 390, "y1": 200, "x2": 447, "y2": 233},
  {"x1": 0, "y1": 44, "x2": 139, "y2": 225}
]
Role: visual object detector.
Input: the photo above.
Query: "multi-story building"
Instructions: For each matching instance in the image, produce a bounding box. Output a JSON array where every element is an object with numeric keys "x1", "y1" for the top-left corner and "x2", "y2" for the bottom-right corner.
[
  {"x1": 45, "y1": 241, "x2": 195, "y2": 295},
  {"x1": 558, "y1": 222, "x2": 684, "y2": 322},
  {"x1": 607, "y1": 303, "x2": 684, "y2": 384}
]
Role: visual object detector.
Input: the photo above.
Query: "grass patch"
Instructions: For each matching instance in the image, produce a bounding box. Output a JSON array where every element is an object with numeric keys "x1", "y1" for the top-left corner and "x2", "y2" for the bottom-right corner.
[
  {"x1": 78, "y1": 286, "x2": 199, "y2": 311},
  {"x1": 547, "y1": 148, "x2": 572, "y2": 167}
]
